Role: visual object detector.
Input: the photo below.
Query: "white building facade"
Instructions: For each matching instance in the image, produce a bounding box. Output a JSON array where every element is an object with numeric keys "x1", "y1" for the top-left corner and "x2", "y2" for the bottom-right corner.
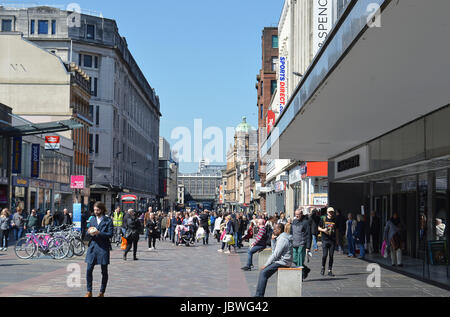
[{"x1": 264, "y1": 0, "x2": 339, "y2": 216}]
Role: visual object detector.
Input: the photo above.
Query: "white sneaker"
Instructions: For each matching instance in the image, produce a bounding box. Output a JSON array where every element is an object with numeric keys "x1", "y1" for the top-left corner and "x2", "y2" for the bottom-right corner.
[
  {"x1": 224, "y1": 250, "x2": 231, "y2": 254},
  {"x1": 148, "y1": 248, "x2": 153, "y2": 251},
  {"x1": 218, "y1": 249, "x2": 223, "y2": 253}
]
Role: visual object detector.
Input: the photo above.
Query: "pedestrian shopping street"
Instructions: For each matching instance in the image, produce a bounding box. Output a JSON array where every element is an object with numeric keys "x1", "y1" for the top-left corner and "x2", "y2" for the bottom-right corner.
[{"x1": 0, "y1": 237, "x2": 448, "y2": 297}]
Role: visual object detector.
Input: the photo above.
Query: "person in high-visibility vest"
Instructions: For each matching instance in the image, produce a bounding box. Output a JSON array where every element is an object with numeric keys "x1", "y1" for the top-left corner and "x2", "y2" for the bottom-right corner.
[{"x1": 113, "y1": 207, "x2": 125, "y2": 236}]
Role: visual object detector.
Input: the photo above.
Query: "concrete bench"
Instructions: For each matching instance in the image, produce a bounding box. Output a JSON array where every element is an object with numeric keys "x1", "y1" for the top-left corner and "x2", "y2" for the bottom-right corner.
[
  {"x1": 258, "y1": 248, "x2": 273, "y2": 269},
  {"x1": 277, "y1": 267, "x2": 303, "y2": 297}
]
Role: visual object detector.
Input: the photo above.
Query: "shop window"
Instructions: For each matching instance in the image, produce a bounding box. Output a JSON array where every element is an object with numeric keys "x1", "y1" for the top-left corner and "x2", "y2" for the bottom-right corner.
[{"x1": 435, "y1": 170, "x2": 448, "y2": 241}]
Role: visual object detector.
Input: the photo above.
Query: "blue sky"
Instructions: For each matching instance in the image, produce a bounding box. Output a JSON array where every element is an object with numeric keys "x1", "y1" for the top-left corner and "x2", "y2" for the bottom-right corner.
[{"x1": 10, "y1": 0, "x2": 283, "y2": 172}]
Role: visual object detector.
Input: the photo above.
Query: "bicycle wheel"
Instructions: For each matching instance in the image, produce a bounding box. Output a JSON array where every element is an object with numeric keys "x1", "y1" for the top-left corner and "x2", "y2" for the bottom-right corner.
[
  {"x1": 66, "y1": 244, "x2": 74, "y2": 258},
  {"x1": 71, "y1": 237, "x2": 86, "y2": 256},
  {"x1": 15, "y1": 237, "x2": 37, "y2": 259},
  {"x1": 48, "y1": 237, "x2": 70, "y2": 260}
]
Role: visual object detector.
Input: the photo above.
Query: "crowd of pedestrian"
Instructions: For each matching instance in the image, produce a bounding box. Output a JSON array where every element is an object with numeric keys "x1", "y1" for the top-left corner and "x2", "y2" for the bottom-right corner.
[
  {"x1": 0, "y1": 206, "x2": 75, "y2": 251},
  {"x1": 1, "y1": 201, "x2": 445, "y2": 298}
]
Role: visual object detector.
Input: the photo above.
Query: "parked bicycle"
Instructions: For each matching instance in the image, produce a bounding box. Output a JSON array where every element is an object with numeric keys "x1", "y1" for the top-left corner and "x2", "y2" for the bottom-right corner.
[
  {"x1": 15, "y1": 229, "x2": 70, "y2": 260},
  {"x1": 49, "y1": 225, "x2": 86, "y2": 257}
]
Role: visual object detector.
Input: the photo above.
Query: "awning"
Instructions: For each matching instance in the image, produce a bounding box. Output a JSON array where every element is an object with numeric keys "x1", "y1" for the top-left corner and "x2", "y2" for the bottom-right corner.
[
  {"x1": 0, "y1": 119, "x2": 84, "y2": 137},
  {"x1": 90, "y1": 184, "x2": 109, "y2": 190}
]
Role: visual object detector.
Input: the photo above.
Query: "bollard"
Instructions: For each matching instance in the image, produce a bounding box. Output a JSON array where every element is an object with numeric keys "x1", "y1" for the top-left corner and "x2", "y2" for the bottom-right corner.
[
  {"x1": 258, "y1": 248, "x2": 273, "y2": 269},
  {"x1": 277, "y1": 267, "x2": 302, "y2": 297}
]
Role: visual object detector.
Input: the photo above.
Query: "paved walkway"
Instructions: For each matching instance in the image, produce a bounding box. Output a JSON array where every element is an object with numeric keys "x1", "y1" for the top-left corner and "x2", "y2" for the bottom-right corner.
[{"x1": 0, "y1": 237, "x2": 449, "y2": 297}]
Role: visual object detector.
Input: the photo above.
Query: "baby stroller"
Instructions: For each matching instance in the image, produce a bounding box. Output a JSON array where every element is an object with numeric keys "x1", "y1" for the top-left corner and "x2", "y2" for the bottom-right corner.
[{"x1": 176, "y1": 225, "x2": 195, "y2": 247}]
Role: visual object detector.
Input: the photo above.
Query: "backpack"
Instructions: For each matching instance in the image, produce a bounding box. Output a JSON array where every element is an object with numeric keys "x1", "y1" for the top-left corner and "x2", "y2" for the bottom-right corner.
[{"x1": 265, "y1": 226, "x2": 273, "y2": 247}]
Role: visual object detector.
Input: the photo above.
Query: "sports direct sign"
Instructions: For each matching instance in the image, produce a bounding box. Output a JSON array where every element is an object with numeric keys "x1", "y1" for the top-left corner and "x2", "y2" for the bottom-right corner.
[
  {"x1": 70, "y1": 175, "x2": 85, "y2": 189},
  {"x1": 279, "y1": 56, "x2": 287, "y2": 114},
  {"x1": 45, "y1": 136, "x2": 60, "y2": 150}
]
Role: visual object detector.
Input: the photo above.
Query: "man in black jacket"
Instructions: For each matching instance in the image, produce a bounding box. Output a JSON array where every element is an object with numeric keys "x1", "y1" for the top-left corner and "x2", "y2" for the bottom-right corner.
[
  {"x1": 291, "y1": 209, "x2": 312, "y2": 279},
  {"x1": 335, "y1": 209, "x2": 346, "y2": 254},
  {"x1": 62, "y1": 208, "x2": 72, "y2": 226},
  {"x1": 199, "y1": 210, "x2": 210, "y2": 245},
  {"x1": 369, "y1": 210, "x2": 381, "y2": 254},
  {"x1": 123, "y1": 209, "x2": 141, "y2": 261},
  {"x1": 310, "y1": 209, "x2": 320, "y2": 252}
]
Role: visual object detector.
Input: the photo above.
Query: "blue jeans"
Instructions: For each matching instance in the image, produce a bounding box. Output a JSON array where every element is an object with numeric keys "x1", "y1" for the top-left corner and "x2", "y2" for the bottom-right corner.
[
  {"x1": 13, "y1": 227, "x2": 24, "y2": 241},
  {"x1": 312, "y1": 234, "x2": 318, "y2": 250},
  {"x1": 246, "y1": 245, "x2": 265, "y2": 267},
  {"x1": 357, "y1": 243, "x2": 366, "y2": 258},
  {"x1": 255, "y1": 262, "x2": 285, "y2": 297},
  {"x1": 170, "y1": 226, "x2": 176, "y2": 243},
  {"x1": 347, "y1": 235, "x2": 355, "y2": 256},
  {"x1": 234, "y1": 232, "x2": 242, "y2": 247}
]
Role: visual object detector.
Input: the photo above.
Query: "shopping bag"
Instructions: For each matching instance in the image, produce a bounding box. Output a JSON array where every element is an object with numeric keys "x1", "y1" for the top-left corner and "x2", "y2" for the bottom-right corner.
[
  {"x1": 196, "y1": 227, "x2": 205, "y2": 240},
  {"x1": 121, "y1": 237, "x2": 128, "y2": 250},
  {"x1": 223, "y1": 234, "x2": 232, "y2": 243},
  {"x1": 381, "y1": 240, "x2": 388, "y2": 258},
  {"x1": 226, "y1": 234, "x2": 235, "y2": 245},
  {"x1": 220, "y1": 230, "x2": 227, "y2": 242}
]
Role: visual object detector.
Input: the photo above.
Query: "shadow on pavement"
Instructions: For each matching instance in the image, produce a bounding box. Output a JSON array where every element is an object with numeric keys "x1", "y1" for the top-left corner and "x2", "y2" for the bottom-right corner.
[
  {"x1": 0, "y1": 264, "x2": 30, "y2": 267},
  {"x1": 339, "y1": 272, "x2": 370, "y2": 276},
  {"x1": 304, "y1": 278, "x2": 348, "y2": 282}
]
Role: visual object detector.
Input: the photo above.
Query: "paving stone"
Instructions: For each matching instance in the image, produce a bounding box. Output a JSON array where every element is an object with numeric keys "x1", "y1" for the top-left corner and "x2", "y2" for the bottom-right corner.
[{"x1": 0, "y1": 237, "x2": 449, "y2": 297}]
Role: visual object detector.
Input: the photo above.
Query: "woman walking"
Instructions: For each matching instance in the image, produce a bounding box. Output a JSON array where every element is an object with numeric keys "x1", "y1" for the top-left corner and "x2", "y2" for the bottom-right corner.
[
  {"x1": 213, "y1": 213, "x2": 223, "y2": 243},
  {"x1": 346, "y1": 213, "x2": 357, "y2": 258},
  {"x1": 145, "y1": 212, "x2": 159, "y2": 250},
  {"x1": 219, "y1": 215, "x2": 236, "y2": 254},
  {"x1": 85, "y1": 202, "x2": 113, "y2": 297},
  {"x1": 123, "y1": 209, "x2": 141, "y2": 261},
  {"x1": 0, "y1": 209, "x2": 11, "y2": 251},
  {"x1": 384, "y1": 212, "x2": 404, "y2": 267}
]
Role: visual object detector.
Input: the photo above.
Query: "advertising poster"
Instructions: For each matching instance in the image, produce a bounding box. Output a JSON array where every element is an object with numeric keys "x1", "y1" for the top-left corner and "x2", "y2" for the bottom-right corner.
[
  {"x1": 70, "y1": 175, "x2": 85, "y2": 189},
  {"x1": 428, "y1": 241, "x2": 447, "y2": 265},
  {"x1": 12, "y1": 136, "x2": 22, "y2": 174},
  {"x1": 31, "y1": 144, "x2": 40, "y2": 178},
  {"x1": 73, "y1": 203, "x2": 82, "y2": 232}
]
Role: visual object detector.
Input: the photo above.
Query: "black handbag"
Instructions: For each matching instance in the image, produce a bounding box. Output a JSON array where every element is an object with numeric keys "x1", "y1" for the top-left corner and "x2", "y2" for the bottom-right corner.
[{"x1": 124, "y1": 229, "x2": 133, "y2": 240}]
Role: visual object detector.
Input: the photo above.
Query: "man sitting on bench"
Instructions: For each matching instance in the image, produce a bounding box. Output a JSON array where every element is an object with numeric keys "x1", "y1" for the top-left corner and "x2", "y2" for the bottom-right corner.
[{"x1": 254, "y1": 223, "x2": 293, "y2": 297}]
